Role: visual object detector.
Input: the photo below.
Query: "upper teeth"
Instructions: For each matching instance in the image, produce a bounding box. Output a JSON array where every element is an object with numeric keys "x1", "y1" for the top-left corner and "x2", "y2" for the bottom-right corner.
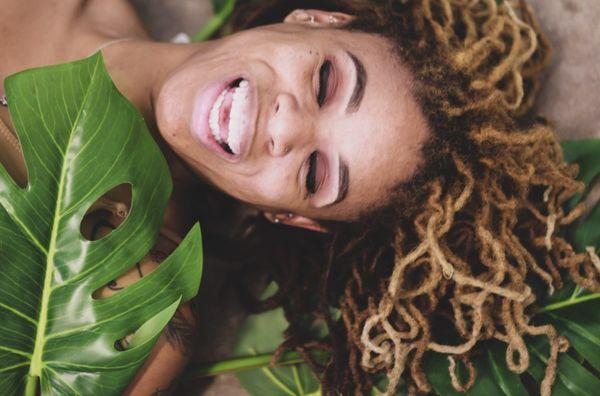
[{"x1": 209, "y1": 79, "x2": 249, "y2": 155}]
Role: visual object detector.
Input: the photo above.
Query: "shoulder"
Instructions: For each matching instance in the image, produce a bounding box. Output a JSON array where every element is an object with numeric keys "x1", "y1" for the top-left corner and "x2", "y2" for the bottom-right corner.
[{"x1": 0, "y1": 0, "x2": 148, "y2": 79}]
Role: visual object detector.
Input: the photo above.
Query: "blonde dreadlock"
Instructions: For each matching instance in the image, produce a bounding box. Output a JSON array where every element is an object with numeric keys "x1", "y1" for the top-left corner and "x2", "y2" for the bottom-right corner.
[
  {"x1": 340, "y1": 1, "x2": 598, "y2": 394},
  {"x1": 227, "y1": 1, "x2": 599, "y2": 395}
]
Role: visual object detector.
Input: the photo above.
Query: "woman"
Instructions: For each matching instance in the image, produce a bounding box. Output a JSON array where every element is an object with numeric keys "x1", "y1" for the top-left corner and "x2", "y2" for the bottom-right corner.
[{"x1": 0, "y1": 0, "x2": 598, "y2": 395}]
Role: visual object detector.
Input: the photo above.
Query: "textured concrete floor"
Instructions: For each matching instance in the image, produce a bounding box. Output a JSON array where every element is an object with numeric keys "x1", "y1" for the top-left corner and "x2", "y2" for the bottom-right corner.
[
  {"x1": 529, "y1": 0, "x2": 600, "y2": 139},
  {"x1": 131, "y1": 0, "x2": 213, "y2": 42},
  {"x1": 129, "y1": 1, "x2": 600, "y2": 395}
]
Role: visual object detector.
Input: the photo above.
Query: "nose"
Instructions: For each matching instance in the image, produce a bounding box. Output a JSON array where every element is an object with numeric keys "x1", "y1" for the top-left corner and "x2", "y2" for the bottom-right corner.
[{"x1": 266, "y1": 92, "x2": 314, "y2": 157}]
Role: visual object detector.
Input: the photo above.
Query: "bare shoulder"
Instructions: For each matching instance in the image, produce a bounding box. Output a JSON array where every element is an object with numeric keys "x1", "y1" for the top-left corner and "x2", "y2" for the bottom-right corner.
[{"x1": 0, "y1": 0, "x2": 148, "y2": 79}]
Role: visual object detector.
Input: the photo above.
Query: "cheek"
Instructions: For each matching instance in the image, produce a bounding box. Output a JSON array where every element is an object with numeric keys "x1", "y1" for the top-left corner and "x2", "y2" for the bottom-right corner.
[
  {"x1": 249, "y1": 177, "x2": 289, "y2": 206},
  {"x1": 222, "y1": 171, "x2": 293, "y2": 208},
  {"x1": 156, "y1": 83, "x2": 190, "y2": 146}
]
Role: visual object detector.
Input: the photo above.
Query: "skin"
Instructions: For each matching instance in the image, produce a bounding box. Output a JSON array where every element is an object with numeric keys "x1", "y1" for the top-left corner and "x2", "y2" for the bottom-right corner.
[
  {"x1": 0, "y1": 0, "x2": 429, "y2": 393},
  {"x1": 155, "y1": 10, "x2": 430, "y2": 225}
]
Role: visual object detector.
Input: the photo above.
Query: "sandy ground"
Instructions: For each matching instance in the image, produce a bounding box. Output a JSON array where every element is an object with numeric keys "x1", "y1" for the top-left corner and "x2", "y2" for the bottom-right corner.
[{"x1": 130, "y1": 1, "x2": 600, "y2": 395}]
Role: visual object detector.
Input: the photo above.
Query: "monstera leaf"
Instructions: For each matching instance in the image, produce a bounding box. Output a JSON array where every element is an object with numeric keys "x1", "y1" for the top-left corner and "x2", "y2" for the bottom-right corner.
[
  {"x1": 0, "y1": 53, "x2": 203, "y2": 395},
  {"x1": 233, "y1": 306, "x2": 321, "y2": 396}
]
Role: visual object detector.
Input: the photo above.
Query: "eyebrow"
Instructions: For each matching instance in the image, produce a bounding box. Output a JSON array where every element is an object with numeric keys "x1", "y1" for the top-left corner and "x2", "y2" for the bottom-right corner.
[
  {"x1": 325, "y1": 157, "x2": 349, "y2": 207},
  {"x1": 345, "y1": 51, "x2": 367, "y2": 114}
]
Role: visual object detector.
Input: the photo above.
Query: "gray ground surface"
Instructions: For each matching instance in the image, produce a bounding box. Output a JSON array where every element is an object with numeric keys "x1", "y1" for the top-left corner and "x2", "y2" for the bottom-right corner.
[
  {"x1": 130, "y1": 1, "x2": 600, "y2": 395},
  {"x1": 132, "y1": 0, "x2": 213, "y2": 41},
  {"x1": 529, "y1": 0, "x2": 600, "y2": 139}
]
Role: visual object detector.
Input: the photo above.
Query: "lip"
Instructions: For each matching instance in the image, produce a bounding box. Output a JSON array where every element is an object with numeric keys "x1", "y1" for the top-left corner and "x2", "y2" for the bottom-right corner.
[{"x1": 190, "y1": 75, "x2": 258, "y2": 162}]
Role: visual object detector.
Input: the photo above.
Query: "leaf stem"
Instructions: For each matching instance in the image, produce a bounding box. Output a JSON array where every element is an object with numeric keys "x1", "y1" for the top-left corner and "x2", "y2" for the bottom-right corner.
[
  {"x1": 537, "y1": 293, "x2": 600, "y2": 313},
  {"x1": 25, "y1": 374, "x2": 37, "y2": 396},
  {"x1": 183, "y1": 351, "x2": 304, "y2": 379},
  {"x1": 292, "y1": 365, "x2": 305, "y2": 395},
  {"x1": 569, "y1": 285, "x2": 584, "y2": 300},
  {"x1": 192, "y1": 0, "x2": 236, "y2": 42}
]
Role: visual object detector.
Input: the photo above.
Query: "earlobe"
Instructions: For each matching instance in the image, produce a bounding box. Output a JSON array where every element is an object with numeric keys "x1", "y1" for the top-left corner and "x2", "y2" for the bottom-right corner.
[
  {"x1": 263, "y1": 212, "x2": 330, "y2": 233},
  {"x1": 283, "y1": 9, "x2": 355, "y2": 28}
]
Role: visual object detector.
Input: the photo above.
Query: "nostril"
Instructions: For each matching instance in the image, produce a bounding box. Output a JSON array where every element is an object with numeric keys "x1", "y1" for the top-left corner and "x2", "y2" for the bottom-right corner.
[
  {"x1": 275, "y1": 102, "x2": 280, "y2": 113},
  {"x1": 269, "y1": 138, "x2": 275, "y2": 153}
]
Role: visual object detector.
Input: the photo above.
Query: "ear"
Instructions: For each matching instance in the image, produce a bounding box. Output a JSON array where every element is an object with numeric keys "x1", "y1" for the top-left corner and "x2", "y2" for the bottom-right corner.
[
  {"x1": 284, "y1": 9, "x2": 355, "y2": 28},
  {"x1": 263, "y1": 212, "x2": 330, "y2": 233}
]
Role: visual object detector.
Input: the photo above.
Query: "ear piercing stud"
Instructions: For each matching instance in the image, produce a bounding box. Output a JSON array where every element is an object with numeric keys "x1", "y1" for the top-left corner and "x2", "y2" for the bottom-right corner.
[{"x1": 328, "y1": 15, "x2": 339, "y2": 25}]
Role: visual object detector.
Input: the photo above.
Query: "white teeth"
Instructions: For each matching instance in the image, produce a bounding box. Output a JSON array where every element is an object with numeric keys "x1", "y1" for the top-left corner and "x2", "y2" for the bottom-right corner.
[
  {"x1": 208, "y1": 79, "x2": 250, "y2": 155},
  {"x1": 209, "y1": 89, "x2": 227, "y2": 144},
  {"x1": 228, "y1": 83, "x2": 249, "y2": 154}
]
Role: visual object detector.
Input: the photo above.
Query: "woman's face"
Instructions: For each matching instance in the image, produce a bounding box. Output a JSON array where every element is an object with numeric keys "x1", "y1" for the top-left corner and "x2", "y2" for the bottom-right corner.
[{"x1": 155, "y1": 10, "x2": 429, "y2": 223}]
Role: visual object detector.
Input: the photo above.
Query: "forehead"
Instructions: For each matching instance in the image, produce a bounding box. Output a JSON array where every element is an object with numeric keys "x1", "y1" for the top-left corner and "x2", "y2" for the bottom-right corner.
[{"x1": 308, "y1": 30, "x2": 430, "y2": 220}]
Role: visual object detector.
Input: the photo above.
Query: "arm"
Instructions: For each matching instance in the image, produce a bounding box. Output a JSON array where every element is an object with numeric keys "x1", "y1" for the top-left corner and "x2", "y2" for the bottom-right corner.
[
  {"x1": 93, "y1": 258, "x2": 198, "y2": 396},
  {"x1": 81, "y1": 186, "x2": 199, "y2": 396}
]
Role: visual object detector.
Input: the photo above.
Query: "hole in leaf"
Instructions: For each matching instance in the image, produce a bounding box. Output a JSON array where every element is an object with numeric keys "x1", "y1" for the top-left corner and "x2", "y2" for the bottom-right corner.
[
  {"x1": 80, "y1": 184, "x2": 132, "y2": 241},
  {"x1": 0, "y1": 122, "x2": 28, "y2": 188},
  {"x1": 113, "y1": 299, "x2": 181, "y2": 352}
]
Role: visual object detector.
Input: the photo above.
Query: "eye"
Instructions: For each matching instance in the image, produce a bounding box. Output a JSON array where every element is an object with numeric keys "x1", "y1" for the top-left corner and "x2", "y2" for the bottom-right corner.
[
  {"x1": 305, "y1": 151, "x2": 327, "y2": 197},
  {"x1": 306, "y1": 151, "x2": 319, "y2": 195},
  {"x1": 316, "y1": 60, "x2": 332, "y2": 107}
]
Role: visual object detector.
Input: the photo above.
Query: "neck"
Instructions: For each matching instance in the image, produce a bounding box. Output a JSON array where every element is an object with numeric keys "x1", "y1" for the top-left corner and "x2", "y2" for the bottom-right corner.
[
  {"x1": 98, "y1": 38, "x2": 218, "y2": 182},
  {"x1": 99, "y1": 39, "x2": 205, "y2": 124}
]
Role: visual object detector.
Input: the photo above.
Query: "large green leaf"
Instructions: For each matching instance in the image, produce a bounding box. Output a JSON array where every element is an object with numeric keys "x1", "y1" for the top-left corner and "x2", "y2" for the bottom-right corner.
[
  {"x1": 527, "y1": 334, "x2": 600, "y2": 396},
  {"x1": 561, "y1": 139, "x2": 600, "y2": 207},
  {"x1": 232, "y1": 284, "x2": 321, "y2": 396},
  {"x1": 426, "y1": 342, "x2": 528, "y2": 396},
  {"x1": 0, "y1": 53, "x2": 203, "y2": 395},
  {"x1": 542, "y1": 300, "x2": 600, "y2": 372},
  {"x1": 561, "y1": 139, "x2": 600, "y2": 251}
]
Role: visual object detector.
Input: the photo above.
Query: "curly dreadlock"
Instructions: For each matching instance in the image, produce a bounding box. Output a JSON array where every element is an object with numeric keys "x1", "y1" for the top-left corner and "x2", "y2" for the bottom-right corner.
[{"x1": 228, "y1": 1, "x2": 600, "y2": 395}]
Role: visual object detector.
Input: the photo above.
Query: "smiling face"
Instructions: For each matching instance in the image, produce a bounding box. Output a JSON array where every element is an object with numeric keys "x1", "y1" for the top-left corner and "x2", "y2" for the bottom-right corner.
[{"x1": 155, "y1": 12, "x2": 430, "y2": 222}]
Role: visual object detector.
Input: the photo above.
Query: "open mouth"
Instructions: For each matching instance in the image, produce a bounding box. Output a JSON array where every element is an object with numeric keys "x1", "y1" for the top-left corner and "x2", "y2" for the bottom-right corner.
[{"x1": 208, "y1": 78, "x2": 251, "y2": 156}]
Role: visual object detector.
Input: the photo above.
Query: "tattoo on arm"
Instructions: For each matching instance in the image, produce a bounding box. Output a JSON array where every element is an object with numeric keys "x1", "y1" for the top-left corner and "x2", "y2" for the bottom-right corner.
[
  {"x1": 149, "y1": 378, "x2": 178, "y2": 396},
  {"x1": 106, "y1": 247, "x2": 197, "y2": 356}
]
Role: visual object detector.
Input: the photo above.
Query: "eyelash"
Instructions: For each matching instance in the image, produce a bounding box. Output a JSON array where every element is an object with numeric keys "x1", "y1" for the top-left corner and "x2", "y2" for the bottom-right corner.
[
  {"x1": 305, "y1": 60, "x2": 333, "y2": 197},
  {"x1": 316, "y1": 60, "x2": 332, "y2": 107},
  {"x1": 306, "y1": 151, "x2": 318, "y2": 195}
]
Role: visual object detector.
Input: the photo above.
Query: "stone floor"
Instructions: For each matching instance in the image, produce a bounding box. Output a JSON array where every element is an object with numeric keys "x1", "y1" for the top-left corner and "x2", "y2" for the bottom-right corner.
[
  {"x1": 131, "y1": 0, "x2": 213, "y2": 42},
  {"x1": 128, "y1": 1, "x2": 600, "y2": 395},
  {"x1": 528, "y1": 0, "x2": 600, "y2": 140}
]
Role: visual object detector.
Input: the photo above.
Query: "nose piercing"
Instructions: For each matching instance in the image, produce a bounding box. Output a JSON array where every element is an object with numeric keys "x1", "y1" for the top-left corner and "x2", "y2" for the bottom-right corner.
[{"x1": 283, "y1": 146, "x2": 291, "y2": 154}]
